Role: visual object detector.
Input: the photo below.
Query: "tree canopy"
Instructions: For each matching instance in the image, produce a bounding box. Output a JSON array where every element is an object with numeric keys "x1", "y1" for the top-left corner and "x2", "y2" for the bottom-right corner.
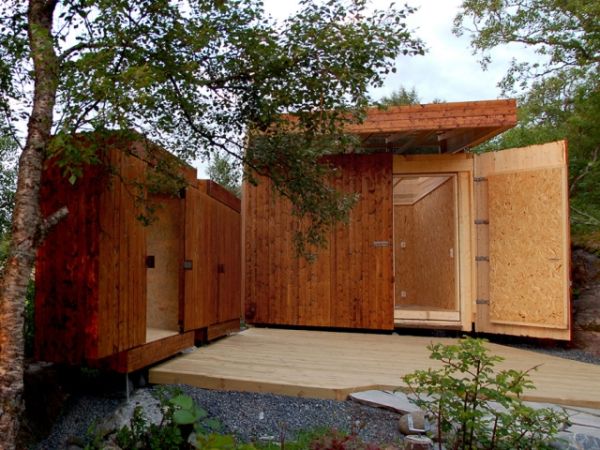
[
  {"x1": 455, "y1": 0, "x2": 600, "y2": 244},
  {"x1": 0, "y1": 2, "x2": 424, "y2": 445}
]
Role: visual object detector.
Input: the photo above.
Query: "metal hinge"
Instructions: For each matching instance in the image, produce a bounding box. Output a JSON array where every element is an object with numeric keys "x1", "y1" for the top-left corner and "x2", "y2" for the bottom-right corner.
[
  {"x1": 475, "y1": 256, "x2": 490, "y2": 262},
  {"x1": 476, "y1": 299, "x2": 490, "y2": 305},
  {"x1": 474, "y1": 219, "x2": 489, "y2": 225},
  {"x1": 473, "y1": 177, "x2": 487, "y2": 182}
]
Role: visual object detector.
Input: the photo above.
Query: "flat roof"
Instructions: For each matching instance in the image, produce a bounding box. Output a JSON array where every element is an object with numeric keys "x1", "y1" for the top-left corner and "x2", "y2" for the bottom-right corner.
[{"x1": 348, "y1": 99, "x2": 517, "y2": 154}]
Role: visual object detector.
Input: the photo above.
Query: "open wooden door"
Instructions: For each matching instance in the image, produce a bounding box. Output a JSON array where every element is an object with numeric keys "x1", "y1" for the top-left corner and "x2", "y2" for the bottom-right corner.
[{"x1": 474, "y1": 141, "x2": 571, "y2": 340}]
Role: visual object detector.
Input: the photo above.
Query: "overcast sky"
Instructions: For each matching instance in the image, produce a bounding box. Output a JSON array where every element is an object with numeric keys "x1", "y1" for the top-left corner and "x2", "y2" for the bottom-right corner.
[{"x1": 202, "y1": 0, "x2": 536, "y2": 176}]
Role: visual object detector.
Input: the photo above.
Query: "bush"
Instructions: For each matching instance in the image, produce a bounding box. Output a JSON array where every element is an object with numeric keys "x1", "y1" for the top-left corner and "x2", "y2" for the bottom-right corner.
[{"x1": 402, "y1": 337, "x2": 567, "y2": 450}]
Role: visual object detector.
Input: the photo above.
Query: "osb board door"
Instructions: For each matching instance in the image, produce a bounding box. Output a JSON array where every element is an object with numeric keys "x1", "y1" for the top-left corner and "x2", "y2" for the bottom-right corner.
[
  {"x1": 183, "y1": 185, "x2": 217, "y2": 330},
  {"x1": 474, "y1": 141, "x2": 570, "y2": 340}
]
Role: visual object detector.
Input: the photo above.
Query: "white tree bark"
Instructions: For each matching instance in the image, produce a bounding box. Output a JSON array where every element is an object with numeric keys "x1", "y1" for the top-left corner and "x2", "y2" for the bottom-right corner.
[{"x1": 0, "y1": 0, "x2": 58, "y2": 447}]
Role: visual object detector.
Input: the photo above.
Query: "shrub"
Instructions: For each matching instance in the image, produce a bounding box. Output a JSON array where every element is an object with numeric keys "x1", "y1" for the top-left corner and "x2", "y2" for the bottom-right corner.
[{"x1": 402, "y1": 337, "x2": 567, "y2": 450}]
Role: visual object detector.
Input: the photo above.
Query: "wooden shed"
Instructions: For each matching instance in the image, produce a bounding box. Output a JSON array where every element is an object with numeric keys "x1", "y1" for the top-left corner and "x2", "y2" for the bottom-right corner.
[
  {"x1": 243, "y1": 99, "x2": 572, "y2": 340},
  {"x1": 35, "y1": 134, "x2": 242, "y2": 373}
]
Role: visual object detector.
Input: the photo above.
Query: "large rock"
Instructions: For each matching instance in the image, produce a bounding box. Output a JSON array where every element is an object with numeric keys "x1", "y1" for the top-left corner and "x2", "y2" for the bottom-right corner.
[{"x1": 96, "y1": 389, "x2": 163, "y2": 437}]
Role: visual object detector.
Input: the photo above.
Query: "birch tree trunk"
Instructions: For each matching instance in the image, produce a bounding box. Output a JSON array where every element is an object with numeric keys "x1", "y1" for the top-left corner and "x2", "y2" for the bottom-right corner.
[{"x1": 0, "y1": 0, "x2": 58, "y2": 447}]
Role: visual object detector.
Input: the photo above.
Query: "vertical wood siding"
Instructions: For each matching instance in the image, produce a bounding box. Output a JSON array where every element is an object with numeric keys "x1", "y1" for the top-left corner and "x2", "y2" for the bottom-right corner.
[
  {"x1": 184, "y1": 182, "x2": 242, "y2": 330},
  {"x1": 244, "y1": 153, "x2": 394, "y2": 330}
]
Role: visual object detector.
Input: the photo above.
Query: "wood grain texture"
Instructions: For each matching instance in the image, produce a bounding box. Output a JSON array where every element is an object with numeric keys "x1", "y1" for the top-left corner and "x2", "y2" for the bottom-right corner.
[
  {"x1": 474, "y1": 141, "x2": 570, "y2": 340},
  {"x1": 150, "y1": 328, "x2": 600, "y2": 407},
  {"x1": 243, "y1": 153, "x2": 394, "y2": 330},
  {"x1": 488, "y1": 168, "x2": 567, "y2": 327},
  {"x1": 394, "y1": 178, "x2": 457, "y2": 311},
  {"x1": 35, "y1": 156, "x2": 104, "y2": 363}
]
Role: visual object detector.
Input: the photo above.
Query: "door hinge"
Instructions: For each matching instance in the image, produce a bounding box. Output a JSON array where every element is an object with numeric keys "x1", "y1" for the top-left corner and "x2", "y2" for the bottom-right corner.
[
  {"x1": 475, "y1": 256, "x2": 489, "y2": 262},
  {"x1": 473, "y1": 177, "x2": 487, "y2": 182},
  {"x1": 474, "y1": 219, "x2": 489, "y2": 225},
  {"x1": 146, "y1": 255, "x2": 155, "y2": 268},
  {"x1": 476, "y1": 299, "x2": 489, "y2": 305},
  {"x1": 183, "y1": 260, "x2": 193, "y2": 270},
  {"x1": 217, "y1": 263, "x2": 225, "y2": 274}
]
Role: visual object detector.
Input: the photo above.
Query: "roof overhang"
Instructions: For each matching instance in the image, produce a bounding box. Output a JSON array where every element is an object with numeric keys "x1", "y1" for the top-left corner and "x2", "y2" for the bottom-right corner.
[{"x1": 348, "y1": 99, "x2": 517, "y2": 154}]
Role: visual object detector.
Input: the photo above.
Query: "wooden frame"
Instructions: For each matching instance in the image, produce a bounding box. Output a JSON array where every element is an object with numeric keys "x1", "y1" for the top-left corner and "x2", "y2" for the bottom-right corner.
[{"x1": 392, "y1": 157, "x2": 474, "y2": 332}]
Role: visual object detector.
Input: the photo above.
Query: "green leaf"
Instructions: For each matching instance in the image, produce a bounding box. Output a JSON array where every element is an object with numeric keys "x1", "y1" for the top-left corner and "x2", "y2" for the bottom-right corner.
[
  {"x1": 169, "y1": 394, "x2": 193, "y2": 410},
  {"x1": 173, "y1": 409, "x2": 197, "y2": 425},
  {"x1": 68, "y1": 174, "x2": 77, "y2": 185}
]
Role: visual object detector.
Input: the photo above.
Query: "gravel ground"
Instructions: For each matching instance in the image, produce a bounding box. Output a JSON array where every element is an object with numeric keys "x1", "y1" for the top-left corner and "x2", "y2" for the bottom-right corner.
[
  {"x1": 179, "y1": 386, "x2": 402, "y2": 445},
  {"x1": 35, "y1": 387, "x2": 403, "y2": 449},
  {"x1": 32, "y1": 339, "x2": 600, "y2": 449}
]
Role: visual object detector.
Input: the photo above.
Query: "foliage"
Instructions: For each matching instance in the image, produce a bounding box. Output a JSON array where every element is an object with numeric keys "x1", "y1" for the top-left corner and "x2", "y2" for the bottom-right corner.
[
  {"x1": 402, "y1": 337, "x2": 567, "y2": 450},
  {"x1": 455, "y1": 0, "x2": 600, "y2": 247},
  {"x1": 1, "y1": 0, "x2": 424, "y2": 256},
  {"x1": 378, "y1": 86, "x2": 421, "y2": 106},
  {"x1": 0, "y1": 135, "x2": 17, "y2": 237},
  {"x1": 208, "y1": 152, "x2": 242, "y2": 198}
]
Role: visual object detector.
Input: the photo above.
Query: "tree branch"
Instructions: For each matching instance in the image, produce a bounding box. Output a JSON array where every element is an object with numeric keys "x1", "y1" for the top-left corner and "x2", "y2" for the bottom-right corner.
[{"x1": 35, "y1": 206, "x2": 68, "y2": 246}]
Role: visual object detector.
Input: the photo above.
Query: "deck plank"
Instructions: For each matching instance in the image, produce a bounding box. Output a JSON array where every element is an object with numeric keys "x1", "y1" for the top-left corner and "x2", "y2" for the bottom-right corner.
[{"x1": 149, "y1": 328, "x2": 600, "y2": 406}]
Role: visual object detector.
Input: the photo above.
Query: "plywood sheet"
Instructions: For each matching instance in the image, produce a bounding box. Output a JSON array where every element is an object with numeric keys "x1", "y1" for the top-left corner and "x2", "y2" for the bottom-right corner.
[
  {"x1": 488, "y1": 168, "x2": 567, "y2": 327},
  {"x1": 394, "y1": 178, "x2": 457, "y2": 311}
]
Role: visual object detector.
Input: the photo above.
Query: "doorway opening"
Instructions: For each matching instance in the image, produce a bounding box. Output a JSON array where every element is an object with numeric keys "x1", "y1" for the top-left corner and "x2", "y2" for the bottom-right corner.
[
  {"x1": 145, "y1": 193, "x2": 183, "y2": 343},
  {"x1": 393, "y1": 174, "x2": 460, "y2": 323}
]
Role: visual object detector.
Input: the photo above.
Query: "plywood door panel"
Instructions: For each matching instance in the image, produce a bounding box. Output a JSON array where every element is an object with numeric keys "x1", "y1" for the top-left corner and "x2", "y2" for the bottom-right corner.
[{"x1": 475, "y1": 141, "x2": 570, "y2": 340}]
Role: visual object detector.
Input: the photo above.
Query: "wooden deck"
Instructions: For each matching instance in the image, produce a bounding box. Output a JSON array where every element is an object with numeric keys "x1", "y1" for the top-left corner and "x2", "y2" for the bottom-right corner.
[{"x1": 149, "y1": 328, "x2": 600, "y2": 407}]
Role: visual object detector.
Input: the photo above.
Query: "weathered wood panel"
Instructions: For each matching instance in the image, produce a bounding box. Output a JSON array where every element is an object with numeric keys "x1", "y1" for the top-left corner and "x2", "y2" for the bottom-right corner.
[
  {"x1": 184, "y1": 182, "x2": 242, "y2": 330},
  {"x1": 394, "y1": 178, "x2": 457, "y2": 310},
  {"x1": 215, "y1": 200, "x2": 242, "y2": 324},
  {"x1": 184, "y1": 184, "x2": 215, "y2": 330},
  {"x1": 35, "y1": 158, "x2": 104, "y2": 364},
  {"x1": 97, "y1": 148, "x2": 147, "y2": 357},
  {"x1": 244, "y1": 153, "x2": 394, "y2": 330}
]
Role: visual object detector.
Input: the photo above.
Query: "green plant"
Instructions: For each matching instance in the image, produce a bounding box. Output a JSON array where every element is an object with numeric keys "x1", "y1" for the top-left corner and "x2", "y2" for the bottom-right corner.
[{"x1": 402, "y1": 337, "x2": 567, "y2": 450}]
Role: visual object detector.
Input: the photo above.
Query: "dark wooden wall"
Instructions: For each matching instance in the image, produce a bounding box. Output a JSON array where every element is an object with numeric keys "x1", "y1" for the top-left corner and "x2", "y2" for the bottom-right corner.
[
  {"x1": 244, "y1": 153, "x2": 394, "y2": 330},
  {"x1": 36, "y1": 138, "x2": 242, "y2": 367}
]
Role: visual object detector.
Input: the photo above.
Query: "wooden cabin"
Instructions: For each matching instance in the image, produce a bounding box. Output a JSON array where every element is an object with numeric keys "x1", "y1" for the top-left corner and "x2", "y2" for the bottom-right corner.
[
  {"x1": 243, "y1": 99, "x2": 572, "y2": 340},
  {"x1": 35, "y1": 134, "x2": 242, "y2": 373}
]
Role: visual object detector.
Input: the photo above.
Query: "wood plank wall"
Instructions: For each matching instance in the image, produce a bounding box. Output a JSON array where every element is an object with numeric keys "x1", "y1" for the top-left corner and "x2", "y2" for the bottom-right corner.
[
  {"x1": 35, "y1": 158, "x2": 105, "y2": 364},
  {"x1": 244, "y1": 153, "x2": 394, "y2": 330},
  {"x1": 184, "y1": 181, "x2": 242, "y2": 330}
]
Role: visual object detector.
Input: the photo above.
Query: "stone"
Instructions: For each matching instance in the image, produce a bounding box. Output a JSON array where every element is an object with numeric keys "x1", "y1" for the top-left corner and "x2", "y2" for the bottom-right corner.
[
  {"x1": 349, "y1": 390, "x2": 422, "y2": 414},
  {"x1": 403, "y1": 435, "x2": 434, "y2": 450},
  {"x1": 566, "y1": 425, "x2": 600, "y2": 440},
  {"x1": 552, "y1": 431, "x2": 600, "y2": 450},
  {"x1": 569, "y1": 412, "x2": 600, "y2": 429},
  {"x1": 399, "y1": 412, "x2": 430, "y2": 435},
  {"x1": 97, "y1": 389, "x2": 163, "y2": 437}
]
